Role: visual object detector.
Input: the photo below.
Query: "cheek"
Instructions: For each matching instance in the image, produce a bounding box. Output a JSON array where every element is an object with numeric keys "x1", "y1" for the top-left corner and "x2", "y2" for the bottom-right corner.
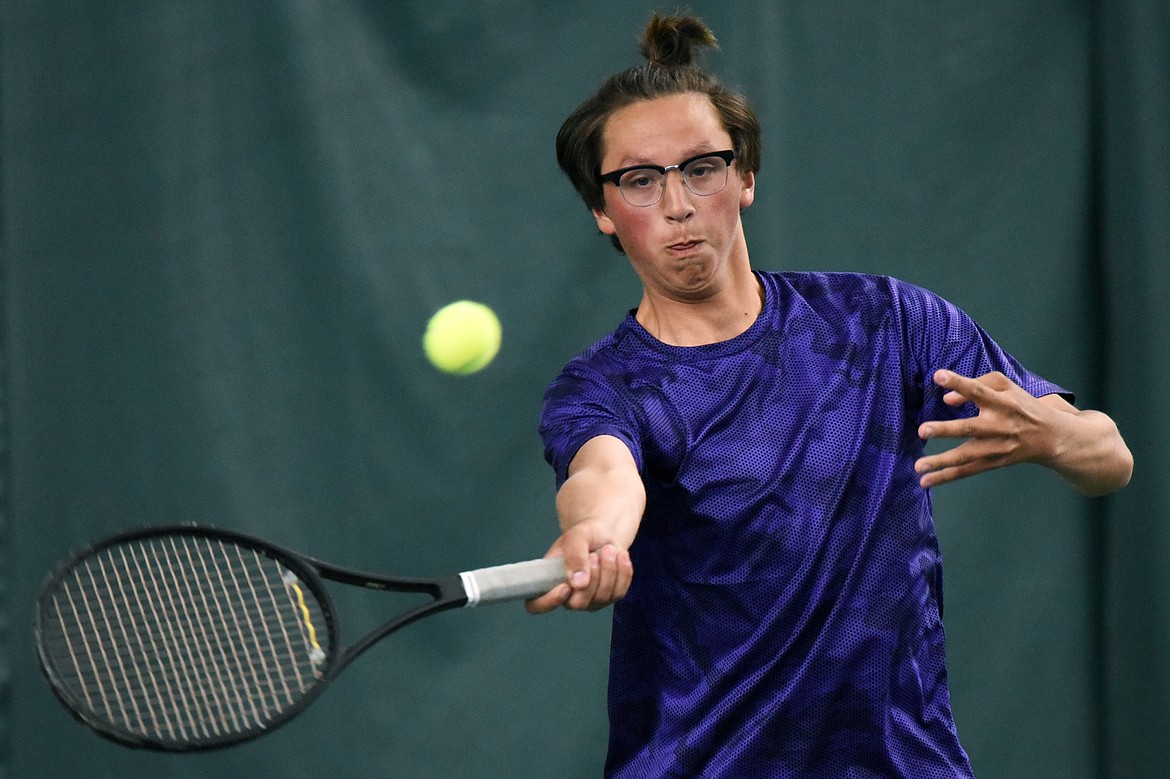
[
  {"x1": 594, "y1": 196, "x2": 651, "y2": 238},
  {"x1": 604, "y1": 207, "x2": 657, "y2": 244}
]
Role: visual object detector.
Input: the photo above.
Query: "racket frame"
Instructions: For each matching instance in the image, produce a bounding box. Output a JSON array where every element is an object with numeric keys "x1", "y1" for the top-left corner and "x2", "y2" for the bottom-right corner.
[{"x1": 33, "y1": 524, "x2": 493, "y2": 751}]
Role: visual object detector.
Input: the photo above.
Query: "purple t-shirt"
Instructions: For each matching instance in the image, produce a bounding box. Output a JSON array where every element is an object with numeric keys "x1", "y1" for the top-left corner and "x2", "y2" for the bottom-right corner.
[{"x1": 540, "y1": 271, "x2": 1067, "y2": 778}]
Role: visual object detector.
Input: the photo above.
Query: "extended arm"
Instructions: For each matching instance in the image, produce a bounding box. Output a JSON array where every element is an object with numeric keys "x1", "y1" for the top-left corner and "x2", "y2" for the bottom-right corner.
[
  {"x1": 526, "y1": 434, "x2": 645, "y2": 613},
  {"x1": 914, "y1": 369, "x2": 1133, "y2": 496}
]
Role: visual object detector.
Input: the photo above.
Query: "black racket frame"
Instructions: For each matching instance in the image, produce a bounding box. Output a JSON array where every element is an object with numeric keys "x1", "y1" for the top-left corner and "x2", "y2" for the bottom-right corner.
[{"x1": 34, "y1": 523, "x2": 472, "y2": 751}]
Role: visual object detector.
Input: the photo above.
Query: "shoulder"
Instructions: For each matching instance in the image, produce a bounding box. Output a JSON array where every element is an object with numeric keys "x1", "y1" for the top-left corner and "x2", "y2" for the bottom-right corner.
[
  {"x1": 553, "y1": 311, "x2": 672, "y2": 382},
  {"x1": 756, "y1": 270, "x2": 910, "y2": 330},
  {"x1": 540, "y1": 320, "x2": 650, "y2": 482},
  {"x1": 757, "y1": 270, "x2": 912, "y2": 306},
  {"x1": 763, "y1": 270, "x2": 920, "y2": 299},
  {"x1": 760, "y1": 271, "x2": 957, "y2": 325},
  {"x1": 554, "y1": 324, "x2": 631, "y2": 383},
  {"x1": 543, "y1": 317, "x2": 645, "y2": 412}
]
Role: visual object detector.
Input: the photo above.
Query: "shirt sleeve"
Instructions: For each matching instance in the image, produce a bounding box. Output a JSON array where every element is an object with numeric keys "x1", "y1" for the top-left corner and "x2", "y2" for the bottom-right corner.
[
  {"x1": 539, "y1": 358, "x2": 644, "y2": 489},
  {"x1": 893, "y1": 279, "x2": 1073, "y2": 424}
]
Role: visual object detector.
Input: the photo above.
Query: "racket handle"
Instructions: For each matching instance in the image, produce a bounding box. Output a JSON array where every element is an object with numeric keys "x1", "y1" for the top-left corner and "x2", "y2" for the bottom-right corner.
[{"x1": 460, "y1": 557, "x2": 566, "y2": 606}]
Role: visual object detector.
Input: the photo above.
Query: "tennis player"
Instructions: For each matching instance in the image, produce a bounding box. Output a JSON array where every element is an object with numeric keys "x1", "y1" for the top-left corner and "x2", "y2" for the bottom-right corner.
[{"x1": 527, "y1": 13, "x2": 1133, "y2": 778}]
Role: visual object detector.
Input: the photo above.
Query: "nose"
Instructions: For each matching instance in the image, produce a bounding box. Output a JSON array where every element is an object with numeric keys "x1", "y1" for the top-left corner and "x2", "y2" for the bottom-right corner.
[{"x1": 660, "y1": 169, "x2": 695, "y2": 221}]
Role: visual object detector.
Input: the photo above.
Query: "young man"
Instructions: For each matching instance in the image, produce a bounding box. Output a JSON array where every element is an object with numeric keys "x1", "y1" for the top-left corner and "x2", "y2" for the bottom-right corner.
[{"x1": 527, "y1": 14, "x2": 1132, "y2": 778}]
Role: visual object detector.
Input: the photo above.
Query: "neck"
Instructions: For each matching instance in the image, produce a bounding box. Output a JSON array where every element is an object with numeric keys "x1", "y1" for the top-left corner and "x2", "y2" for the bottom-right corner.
[{"x1": 636, "y1": 269, "x2": 764, "y2": 347}]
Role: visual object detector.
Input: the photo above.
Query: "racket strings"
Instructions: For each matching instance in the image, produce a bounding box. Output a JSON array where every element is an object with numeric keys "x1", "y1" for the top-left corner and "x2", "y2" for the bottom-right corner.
[{"x1": 40, "y1": 535, "x2": 331, "y2": 746}]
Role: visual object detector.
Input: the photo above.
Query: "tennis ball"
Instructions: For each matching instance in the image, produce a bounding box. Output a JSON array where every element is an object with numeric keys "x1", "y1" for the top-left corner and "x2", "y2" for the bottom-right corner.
[{"x1": 423, "y1": 300, "x2": 502, "y2": 375}]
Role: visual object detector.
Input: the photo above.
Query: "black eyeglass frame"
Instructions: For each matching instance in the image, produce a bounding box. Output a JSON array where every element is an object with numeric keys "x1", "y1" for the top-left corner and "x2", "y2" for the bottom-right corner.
[{"x1": 599, "y1": 149, "x2": 737, "y2": 205}]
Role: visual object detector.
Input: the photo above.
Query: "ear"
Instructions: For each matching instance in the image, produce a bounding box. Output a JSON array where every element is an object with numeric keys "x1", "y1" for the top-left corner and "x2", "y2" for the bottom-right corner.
[
  {"x1": 738, "y1": 170, "x2": 756, "y2": 210},
  {"x1": 592, "y1": 207, "x2": 617, "y2": 237}
]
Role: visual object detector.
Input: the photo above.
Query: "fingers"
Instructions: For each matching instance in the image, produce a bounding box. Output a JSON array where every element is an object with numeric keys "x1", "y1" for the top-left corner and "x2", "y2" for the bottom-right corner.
[
  {"x1": 942, "y1": 390, "x2": 969, "y2": 407},
  {"x1": 915, "y1": 442, "x2": 1009, "y2": 488},
  {"x1": 564, "y1": 553, "x2": 599, "y2": 610},
  {"x1": 932, "y1": 369, "x2": 1010, "y2": 395},
  {"x1": 525, "y1": 530, "x2": 634, "y2": 614},
  {"x1": 933, "y1": 369, "x2": 1015, "y2": 406},
  {"x1": 559, "y1": 523, "x2": 595, "y2": 591},
  {"x1": 564, "y1": 545, "x2": 633, "y2": 611},
  {"x1": 916, "y1": 370, "x2": 1027, "y2": 488},
  {"x1": 525, "y1": 582, "x2": 573, "y2": 614},
  {"x1": 919, "y1": 370, "x2": 1021, "y2": 441},
  {"x1": 918, "y1": 417, "x2": 973, "y2": 442}
]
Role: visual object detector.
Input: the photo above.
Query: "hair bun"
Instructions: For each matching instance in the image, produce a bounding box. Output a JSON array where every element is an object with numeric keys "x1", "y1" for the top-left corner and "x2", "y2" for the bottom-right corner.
[{"x1": 639, "y1": 13, "x2": 718, "y2": 69}]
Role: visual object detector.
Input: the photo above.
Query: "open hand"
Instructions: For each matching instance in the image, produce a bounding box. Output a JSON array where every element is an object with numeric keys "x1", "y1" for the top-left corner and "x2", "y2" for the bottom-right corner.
[{"x1": 914, "y1": 369, "x2": 1060, "y2": 488}]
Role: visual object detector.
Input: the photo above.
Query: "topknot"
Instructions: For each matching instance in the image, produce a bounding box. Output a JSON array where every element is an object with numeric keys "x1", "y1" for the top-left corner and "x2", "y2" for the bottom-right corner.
[{"x1": 638, "y1": 13, "x2": 718, "y2": 69}]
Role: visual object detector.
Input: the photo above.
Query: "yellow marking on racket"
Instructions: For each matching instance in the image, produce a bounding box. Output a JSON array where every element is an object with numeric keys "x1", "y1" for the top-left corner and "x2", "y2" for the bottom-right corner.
[{"x1": 282, "y1": 570, "x2": 326, "y2": 671}]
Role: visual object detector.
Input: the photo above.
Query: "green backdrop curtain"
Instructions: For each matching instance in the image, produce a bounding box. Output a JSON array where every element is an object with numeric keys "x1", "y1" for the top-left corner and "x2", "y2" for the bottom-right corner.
[{"x1": 1, "y1": 2, "x2": 1166, "y2": 777}]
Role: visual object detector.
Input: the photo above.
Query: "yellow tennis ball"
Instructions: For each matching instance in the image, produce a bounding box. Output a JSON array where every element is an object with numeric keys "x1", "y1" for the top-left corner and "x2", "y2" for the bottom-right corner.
[{"x1": 423, "y1": 300, "x2": 502, "y2": 375}]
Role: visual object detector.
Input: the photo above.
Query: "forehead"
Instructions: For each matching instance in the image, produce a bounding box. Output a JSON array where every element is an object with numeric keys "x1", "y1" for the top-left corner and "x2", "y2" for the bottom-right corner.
[{"x1": 600, "y1": 93, "x2": 731, "y2": 169}]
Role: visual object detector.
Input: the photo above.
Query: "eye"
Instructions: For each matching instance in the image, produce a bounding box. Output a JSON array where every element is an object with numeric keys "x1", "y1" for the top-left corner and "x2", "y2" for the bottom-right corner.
[
  {"x1": 622, "y1": 171, "x2": 660, "y2": 189},
  {"x1": 687, "y1": 161, "x2": 718, "y2": 178}
]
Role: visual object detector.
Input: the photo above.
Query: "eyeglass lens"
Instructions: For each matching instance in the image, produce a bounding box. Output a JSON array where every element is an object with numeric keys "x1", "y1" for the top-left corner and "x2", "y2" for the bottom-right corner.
[{"x1": 619, "y1": 155, "x2": 730, "y2": 206}]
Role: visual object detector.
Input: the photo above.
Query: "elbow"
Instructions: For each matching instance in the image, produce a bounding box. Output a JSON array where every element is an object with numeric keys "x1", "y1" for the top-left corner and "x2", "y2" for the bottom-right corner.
[
  {"x1": 1108, "y1": 444, "x2": 1135, "y2": 494},
  {"x1": 1067, "y1": 411, "x2": 1134, "y2": 497},
  {"x1": 1078, "y1": 439, "x2": 1134, "y2": 498}
]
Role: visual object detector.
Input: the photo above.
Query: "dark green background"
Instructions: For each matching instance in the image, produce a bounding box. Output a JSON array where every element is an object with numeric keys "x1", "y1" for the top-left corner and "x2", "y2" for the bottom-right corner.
[{"x1": 1, "y1": 2, "x2": 1166, "y2": 777}]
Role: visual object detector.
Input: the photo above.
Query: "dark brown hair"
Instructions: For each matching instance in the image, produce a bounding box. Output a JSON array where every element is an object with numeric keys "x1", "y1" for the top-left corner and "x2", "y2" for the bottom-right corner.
[{"x1": 556, "y1": 13, "x2": 762, "y2": 246}]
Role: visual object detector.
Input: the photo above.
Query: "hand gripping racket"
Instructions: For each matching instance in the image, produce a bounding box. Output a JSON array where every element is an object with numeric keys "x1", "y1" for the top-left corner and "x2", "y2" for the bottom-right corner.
[{"x1": 34, "y1": 524, "x2": 565, "y2": 751}]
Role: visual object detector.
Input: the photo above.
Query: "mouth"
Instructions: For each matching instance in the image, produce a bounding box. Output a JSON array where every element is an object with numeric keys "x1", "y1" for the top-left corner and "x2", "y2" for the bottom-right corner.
[{"x1": 667, "y1": 239, "x2": 703, "y2": 254}]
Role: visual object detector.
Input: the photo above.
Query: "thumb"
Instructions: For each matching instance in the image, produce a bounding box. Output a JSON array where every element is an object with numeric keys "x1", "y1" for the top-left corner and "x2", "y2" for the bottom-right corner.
[{"x1": 560, "y1": 524, "x2": 594, "y2": 589}]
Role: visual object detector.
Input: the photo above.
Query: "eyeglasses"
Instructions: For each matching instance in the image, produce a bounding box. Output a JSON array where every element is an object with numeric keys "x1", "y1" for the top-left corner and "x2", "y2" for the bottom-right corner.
[{"x1": 599, "y1": 150, "x2": 736, "y2": 207}]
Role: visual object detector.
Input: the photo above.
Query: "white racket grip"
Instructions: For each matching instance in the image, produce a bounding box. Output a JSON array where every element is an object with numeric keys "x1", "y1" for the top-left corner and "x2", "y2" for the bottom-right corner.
[{"x1": 459, "y1": 557, "x2": 566, "y2": 607}]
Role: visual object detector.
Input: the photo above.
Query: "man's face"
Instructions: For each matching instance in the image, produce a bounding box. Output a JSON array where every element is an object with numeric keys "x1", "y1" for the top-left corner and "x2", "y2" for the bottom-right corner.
[{"x1": 592, "y1": 93, "x2": 755, "y2": 304}]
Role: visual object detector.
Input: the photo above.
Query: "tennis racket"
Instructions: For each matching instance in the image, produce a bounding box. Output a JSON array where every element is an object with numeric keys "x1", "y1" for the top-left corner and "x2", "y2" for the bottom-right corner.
[{"x1": 34, "y1": 523, "x2": 565, "y2": 752}]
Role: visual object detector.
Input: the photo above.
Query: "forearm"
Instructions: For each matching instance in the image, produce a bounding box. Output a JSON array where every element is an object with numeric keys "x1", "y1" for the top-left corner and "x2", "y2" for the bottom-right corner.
[
  {"x1": 528, "y1": 435, "x2": 644, "y2": 612},
  {"x1": 556, "y1": 458, "x2": 646, "y2": 549}
]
